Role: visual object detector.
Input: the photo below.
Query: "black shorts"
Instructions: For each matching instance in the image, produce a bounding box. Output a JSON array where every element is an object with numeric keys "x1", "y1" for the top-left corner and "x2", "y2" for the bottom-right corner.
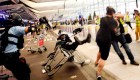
[{"x1": 97, "y1": 41, "x2": 111, "y2": 60}]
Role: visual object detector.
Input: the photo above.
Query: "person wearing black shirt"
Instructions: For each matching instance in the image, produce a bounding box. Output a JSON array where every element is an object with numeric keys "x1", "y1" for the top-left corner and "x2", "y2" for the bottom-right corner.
[{"x1": 95, "y1": 6, "x2": 117, "y2": 80}]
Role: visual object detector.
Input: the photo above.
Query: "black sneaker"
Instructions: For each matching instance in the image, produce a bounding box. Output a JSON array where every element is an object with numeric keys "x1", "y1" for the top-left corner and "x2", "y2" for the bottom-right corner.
[
  {"x1": 130, "y1": 61, "x2": 139, "y2": 66},
  {"x1": 86, "y1": 33, "x2": 91, "y2": 43},
  {"x1": 122, "y1": 59, "x2": 127, "y2": 65},
  {"x1": 74, "y1": 36, "x2": 81, "y2": 44},
  {"x1": 97, "y1": 76, "x2": 102, "y2": 80},
  {"x1": 96, "y1": 72, "x2": 102, "y2": 80}
]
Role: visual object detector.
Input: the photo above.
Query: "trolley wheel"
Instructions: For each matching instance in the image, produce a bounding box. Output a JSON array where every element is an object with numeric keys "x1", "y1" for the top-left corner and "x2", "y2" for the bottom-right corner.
[
  {"x1": 27, "y1": 47, "x2": 31, "y2": 52},
  {"x1": 31, "y1": 51, "x2": 36, "y2": 54},
  {"x1": 67, "y1": 55, "x2": 74, "y2": 62},
  {"x1": 27, "y1": 50, "x2": 30, "y2": 52},
  {"x1": 44, "y1": 65, "x2": 51, "y2": 73},
  {"x1": 80, "y1": 62, "x2": 85, "y2": 67},
  {"x1": 47, "y1": 64, "x2": 63, "y2": 77},
  {"x1": 38, "y1": 48, "x2": 42, "y2": 54},
  {"x1": 43, "y1": 46, "x2": 47, "y2": 51}
]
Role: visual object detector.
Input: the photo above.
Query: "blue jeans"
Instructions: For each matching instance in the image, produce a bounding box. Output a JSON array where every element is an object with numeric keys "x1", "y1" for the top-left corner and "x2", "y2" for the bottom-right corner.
[{"x1": 112, "y1": 34, "x2": 134, "y2": 61}]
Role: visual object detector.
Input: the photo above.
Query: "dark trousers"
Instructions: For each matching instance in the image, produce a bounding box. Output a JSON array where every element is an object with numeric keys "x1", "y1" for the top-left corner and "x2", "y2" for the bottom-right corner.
[
  {"x1": 112, "y1": 34, "x2": 134, "y2": 61},
  {"x1": 125, "y1": 22, "x2": 132, "y2": 29},
  {"x1": 4, "y1": 51, "x2": 31, "y2": 80}
]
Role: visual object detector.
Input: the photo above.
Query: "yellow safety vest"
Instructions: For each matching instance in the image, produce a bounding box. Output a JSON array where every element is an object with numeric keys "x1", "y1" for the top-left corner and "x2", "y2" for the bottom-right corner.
[
  {"x1": 96, "y1": 18, "x2": 100, "y2": 25},
  {"x1": 125, "y1": 15, "x2": 130, "y2": 22},
  {"x1": 120, "y1": 18, "x2": 125, "y2": 25},
  {"x1": 136, "y1": 16, "x2": 140, "y2": 27},
  {"x1": 38, "y1": 24, "x2": 46, "y2": 29}
]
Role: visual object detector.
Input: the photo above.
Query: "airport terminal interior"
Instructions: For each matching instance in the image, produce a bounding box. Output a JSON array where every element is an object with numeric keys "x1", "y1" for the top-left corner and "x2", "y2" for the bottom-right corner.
[{"x1": 0, "y1": 0, "x2": 140, "y2": 80}]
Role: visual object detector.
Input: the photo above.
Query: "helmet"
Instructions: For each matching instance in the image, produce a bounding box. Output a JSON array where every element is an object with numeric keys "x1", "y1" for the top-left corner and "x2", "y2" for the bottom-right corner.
[{"x1": 8, "y1": 13, "x2": 22, "y2": 26}]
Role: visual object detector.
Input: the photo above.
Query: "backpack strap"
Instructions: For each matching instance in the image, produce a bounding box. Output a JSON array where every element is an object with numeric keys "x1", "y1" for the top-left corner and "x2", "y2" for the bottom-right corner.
[
  {"x1": 8, "y1": 34, "x2": 19, "y2": 38},
  {"x1": 7, "y1": 34, "x2": 19, "y2": 45}
]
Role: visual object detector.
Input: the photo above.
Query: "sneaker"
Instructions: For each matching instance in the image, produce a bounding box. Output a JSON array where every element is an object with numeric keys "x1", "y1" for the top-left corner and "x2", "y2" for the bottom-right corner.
[
  {"x1": 96, "y1": 72, "x2": 102, "y2": 80},
  {"x1": 122, "y1": 60, "x2": 127, "y2": 65},
  {"x1": 74, "y1": 36, "x2": 81, "y2": 44},
  {"x1": 97, "y1": 76, "x2": 102, "y2": 80},
  {"x1": 86, "y1": 33, "x2": 91, "y2": 43},
  {"x1": 130, "y1": 60, "x2": 139, "y2": 66}
]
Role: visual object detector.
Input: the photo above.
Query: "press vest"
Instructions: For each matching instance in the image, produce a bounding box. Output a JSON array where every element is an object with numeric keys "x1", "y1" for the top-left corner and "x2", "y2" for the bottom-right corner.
[
  {"x1": 119, "y1": 18, "x2": 125, "y2": 25},
  {"x1": 125, "y1": 15, "x2": 130, "y2": 22},
  {"x1": 135, "y1": 16, "x2": 140, "y2": 27},
  {"x1": 96, "y1": 18, "x2": 100, "y2": 25}
]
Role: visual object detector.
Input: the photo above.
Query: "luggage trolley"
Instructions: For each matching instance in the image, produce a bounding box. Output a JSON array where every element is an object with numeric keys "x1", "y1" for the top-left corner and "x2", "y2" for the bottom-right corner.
[
  {"x1": 28, "y1": 33, "x2": 47, "y2": 54},
  {"x1": 41, "y1": 46, "x2": 74, "y2": 77},
  {"x1": 41, "y1": 46, "x2": 87, "y2": 77},
  {"x1": 41, "y1": 28, "x2": 90, "y2": 77}
]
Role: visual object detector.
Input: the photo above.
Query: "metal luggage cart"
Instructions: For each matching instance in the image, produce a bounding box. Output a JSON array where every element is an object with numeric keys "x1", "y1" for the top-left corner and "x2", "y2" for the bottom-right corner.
[
  {"x1": 28, "y1": 33, "x2": 47, "y2": 54},
  {"x1": 41, "y1": 27, "x2": 90, "y2": 77},
  {"x1": 41, "y1": 46, "x2": 86, "y2": 77}
]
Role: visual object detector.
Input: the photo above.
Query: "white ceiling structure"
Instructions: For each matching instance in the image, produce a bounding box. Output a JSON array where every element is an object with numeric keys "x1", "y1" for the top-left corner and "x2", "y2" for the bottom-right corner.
[
  {"x1": 20, "y1": 0, "x2": 89, "y2": 20},
  {"x1": 1, "y1": 0, "x2": 138, "y2": 21}
]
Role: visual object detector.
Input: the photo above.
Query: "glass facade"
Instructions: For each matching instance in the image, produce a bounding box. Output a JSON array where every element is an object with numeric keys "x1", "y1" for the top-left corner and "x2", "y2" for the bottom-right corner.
[{"x1": 64, "y1": 0, "x2": 139, "y2": 20}]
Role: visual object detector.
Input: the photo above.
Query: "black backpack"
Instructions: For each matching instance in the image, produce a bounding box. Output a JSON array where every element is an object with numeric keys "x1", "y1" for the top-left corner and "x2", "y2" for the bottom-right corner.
[
  {"x1": 0, "y1": 27, "x2": 24, "y2": 54},
  {"x1": 124, "y1": 33, "x2": 132, "y2": 43}
]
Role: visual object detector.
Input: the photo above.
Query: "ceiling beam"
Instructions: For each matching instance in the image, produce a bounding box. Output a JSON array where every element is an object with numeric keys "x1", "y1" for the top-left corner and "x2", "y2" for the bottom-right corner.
[
  {"x1": 20, "y1": 0, "x2": 65, "y2": 11},
  {"x1": 0, "y1": 4, "x2": 37, "y2": 20}
]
